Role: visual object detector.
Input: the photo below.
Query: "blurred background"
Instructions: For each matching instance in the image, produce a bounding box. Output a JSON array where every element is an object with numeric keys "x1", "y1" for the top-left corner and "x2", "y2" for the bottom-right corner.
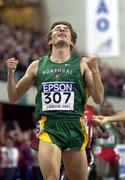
[{"x1": 0, "y1": 0, "x2": 125, "y2": 179}]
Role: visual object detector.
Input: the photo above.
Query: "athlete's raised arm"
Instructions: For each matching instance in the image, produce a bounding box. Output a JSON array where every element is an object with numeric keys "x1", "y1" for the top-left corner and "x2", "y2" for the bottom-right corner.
[
  {"x1": 81, "y1": 55, "x2": 104, "y2": 104},
  {"x1": 7, "y1": 58, "x2": 39, "y2": 103}
]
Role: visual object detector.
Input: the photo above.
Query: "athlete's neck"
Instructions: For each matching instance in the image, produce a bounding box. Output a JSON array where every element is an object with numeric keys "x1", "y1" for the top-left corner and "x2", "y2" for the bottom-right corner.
[{"x1": 50, "y1": 47, "x2": 71, "y2": 63}]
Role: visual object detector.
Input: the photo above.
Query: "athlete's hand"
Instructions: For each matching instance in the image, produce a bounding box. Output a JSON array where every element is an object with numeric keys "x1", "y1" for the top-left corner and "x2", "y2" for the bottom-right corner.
[
  {"x1": 6, "y1": 58, "x2": 18, "y2": 75},
  {"x1": 93, "y1": 115, "x2": 109, "y2": 125},
  {"x1": 85, "y1": 55, "x2": 99, "y2": 75},
  {"x1": 93, "y1": 115, "x2": 103, "y2": 126}
]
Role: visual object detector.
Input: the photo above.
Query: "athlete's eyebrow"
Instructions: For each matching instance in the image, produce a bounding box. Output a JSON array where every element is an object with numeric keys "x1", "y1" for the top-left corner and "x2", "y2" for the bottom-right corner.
[{"x1": 53, "y1": 25, "x2": 70, "y2": 31}]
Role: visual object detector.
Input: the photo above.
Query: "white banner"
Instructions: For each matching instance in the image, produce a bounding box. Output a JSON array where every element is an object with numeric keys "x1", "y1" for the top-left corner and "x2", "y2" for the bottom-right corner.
[
  {"x1": 116, "y1": 144, "x2": 125, "y2": 178},
  {"x1": 86, "y1": 0, "x2": 120, "y2": 57}
]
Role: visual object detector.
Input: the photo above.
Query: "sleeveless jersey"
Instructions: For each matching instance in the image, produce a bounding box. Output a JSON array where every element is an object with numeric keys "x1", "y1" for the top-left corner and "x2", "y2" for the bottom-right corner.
[{"x1": 35, "y1": 55, "x2": 88, "y2": 118}]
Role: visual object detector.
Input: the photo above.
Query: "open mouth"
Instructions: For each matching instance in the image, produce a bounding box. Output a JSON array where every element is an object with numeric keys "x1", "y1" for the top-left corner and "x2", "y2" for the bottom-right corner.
[{"x1": 57, "y1": 33, "x2": 67, "y2": 38}]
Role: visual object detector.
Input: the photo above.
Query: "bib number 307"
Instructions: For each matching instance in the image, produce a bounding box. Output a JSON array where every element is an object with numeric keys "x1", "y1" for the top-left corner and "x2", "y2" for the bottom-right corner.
[{"x1": 41, "y1": 82, "x2": 74, "y2": 111}]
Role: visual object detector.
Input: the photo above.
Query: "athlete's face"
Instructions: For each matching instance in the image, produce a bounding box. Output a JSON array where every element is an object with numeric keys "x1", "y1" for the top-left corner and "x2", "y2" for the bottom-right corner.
[
  {"x1": 49, "y1": 24, "x2": 73, "y2": 47},
  {"x1": 102, "y1": 103, "x2": 113, "y2": 115}
]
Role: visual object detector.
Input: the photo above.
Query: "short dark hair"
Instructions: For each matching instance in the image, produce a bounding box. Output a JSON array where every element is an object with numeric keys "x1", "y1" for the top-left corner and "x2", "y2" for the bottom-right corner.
[{"x1": 48, "y1": 21, "x2": 77, "y2": 50}]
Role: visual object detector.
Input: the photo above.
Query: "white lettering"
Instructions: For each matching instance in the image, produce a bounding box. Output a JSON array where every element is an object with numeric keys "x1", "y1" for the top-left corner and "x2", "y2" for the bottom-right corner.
[{"x1": 43, "y1": 83, "x2": 73, "y2": 92}]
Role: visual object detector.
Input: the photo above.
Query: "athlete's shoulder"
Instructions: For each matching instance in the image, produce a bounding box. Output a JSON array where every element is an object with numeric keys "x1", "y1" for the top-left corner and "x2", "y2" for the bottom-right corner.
[
  {"x1": 81, "y1": 56, "x2": 87, "y2": 61},
  {"x1": 39, "y1": 54, "x2": 49, "y2": 61},
  {"x1": 29, "y1": 59, "x2": 39, "y2": 68},
  {"x1": 71, "y1": 55, "x2": 84, "y2": 63},
  {"x1": 26, "y1": 60, "x2": 39, "y2": 75}
]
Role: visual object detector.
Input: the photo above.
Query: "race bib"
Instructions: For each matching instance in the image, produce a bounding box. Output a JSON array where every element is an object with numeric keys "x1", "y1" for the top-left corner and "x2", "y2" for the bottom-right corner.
[{"x1": 41, "y1": 82, "x2": 74, "y2": 111}]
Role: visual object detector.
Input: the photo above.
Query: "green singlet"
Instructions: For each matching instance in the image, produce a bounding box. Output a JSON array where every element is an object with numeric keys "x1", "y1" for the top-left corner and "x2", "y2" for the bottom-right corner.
[{"x1": 35, "y1": 55, "x2": 89, "y2": 150}]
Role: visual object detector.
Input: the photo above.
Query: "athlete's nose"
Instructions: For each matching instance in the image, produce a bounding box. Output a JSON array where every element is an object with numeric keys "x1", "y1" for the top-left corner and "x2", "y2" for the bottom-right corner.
[{"x1": 59, "y1": 27, "x2": 65, "y2": 32}]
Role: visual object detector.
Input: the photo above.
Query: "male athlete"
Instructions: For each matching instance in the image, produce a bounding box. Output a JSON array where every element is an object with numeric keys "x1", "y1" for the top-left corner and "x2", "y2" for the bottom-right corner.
[{"x1": 7, "y1": 21, "x2": 104, "y2": 180}]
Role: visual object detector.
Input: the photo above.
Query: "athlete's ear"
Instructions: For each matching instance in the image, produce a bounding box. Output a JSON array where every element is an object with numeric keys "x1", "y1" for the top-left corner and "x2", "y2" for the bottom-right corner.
[
  {"x1": 70, "y1": 41, "x2": 74, "y2": 47},
  {"x1": 48, "y1": 40, "x2": 52, "y2": 45}
]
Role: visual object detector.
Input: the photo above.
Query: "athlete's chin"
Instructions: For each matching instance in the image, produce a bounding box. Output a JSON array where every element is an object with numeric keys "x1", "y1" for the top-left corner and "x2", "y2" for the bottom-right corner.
[{"x1": 55, "y1": 40, "x2": 69, "y2": 47}]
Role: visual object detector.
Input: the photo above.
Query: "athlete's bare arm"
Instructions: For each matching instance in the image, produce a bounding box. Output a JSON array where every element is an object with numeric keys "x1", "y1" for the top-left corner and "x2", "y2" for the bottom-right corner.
[
  {"x1": 94, "y1": 110, "x2": 125, "y2": 125},
  {"x1": 7, "y1": 58, "x2": 39, "y2": 103},
  {"x1": 108, "y1": 110, "x2": 125, "y2": 122},
  {"x1": 80, "y1": 55, "x2": 104, "y2": 104}
]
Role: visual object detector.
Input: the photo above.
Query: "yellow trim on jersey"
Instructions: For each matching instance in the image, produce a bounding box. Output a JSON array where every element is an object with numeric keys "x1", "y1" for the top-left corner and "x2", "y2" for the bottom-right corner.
[
  {"x1": 37, "y1": 116, "x2": 52, "y2": 143},
  {"x1": 80, "y1": 116, "x2": 88, "y2": 150},
  {"x1": 40, "y1": 115, "x2": 47, "y2": 130},
  {"x1": 39, "y1": 132, "x2": 52, "y2": 143}
]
